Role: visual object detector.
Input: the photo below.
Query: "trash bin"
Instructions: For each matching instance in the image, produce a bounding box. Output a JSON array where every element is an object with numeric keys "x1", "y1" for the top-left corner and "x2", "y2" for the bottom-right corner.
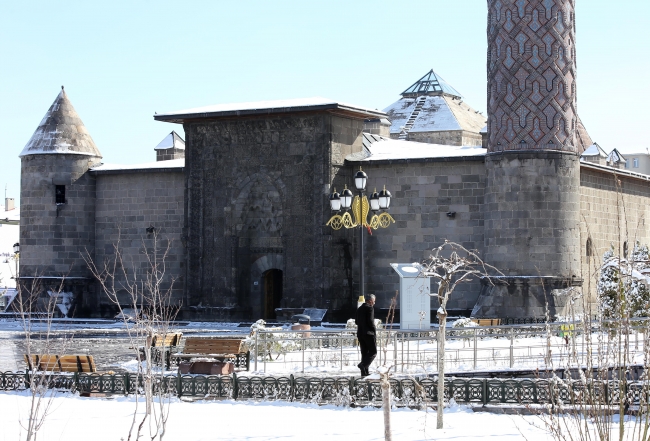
[{"x1": 291, "y1": 314, "x2": 310, "y2": 325}]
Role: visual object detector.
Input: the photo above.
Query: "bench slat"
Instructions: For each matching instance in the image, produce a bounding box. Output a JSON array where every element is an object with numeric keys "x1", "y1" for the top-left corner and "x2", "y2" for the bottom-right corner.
[{"x1": 24, "y1": 355, "x2": 97, "y2": 373}]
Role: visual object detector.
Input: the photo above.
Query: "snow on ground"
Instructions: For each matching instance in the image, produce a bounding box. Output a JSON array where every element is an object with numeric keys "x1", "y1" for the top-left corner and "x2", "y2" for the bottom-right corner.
[{"x1": 0, "y1": 390, "x2": 552, "y2": 441}]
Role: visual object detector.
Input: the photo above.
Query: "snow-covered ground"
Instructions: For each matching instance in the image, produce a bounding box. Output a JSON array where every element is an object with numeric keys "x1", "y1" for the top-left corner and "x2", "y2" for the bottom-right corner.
[
  {"x1": 0, "y1": 390, "x2": 556, "y2": 441},
  {"x1": 0, "y1": 318, "x2": 643, "y2": 378}
]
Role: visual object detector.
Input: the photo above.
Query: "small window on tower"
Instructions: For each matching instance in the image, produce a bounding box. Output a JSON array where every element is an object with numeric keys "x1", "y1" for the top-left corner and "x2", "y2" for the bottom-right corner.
[{"x1": 55, "y1": 185, "x2": 66, "y2": 204}]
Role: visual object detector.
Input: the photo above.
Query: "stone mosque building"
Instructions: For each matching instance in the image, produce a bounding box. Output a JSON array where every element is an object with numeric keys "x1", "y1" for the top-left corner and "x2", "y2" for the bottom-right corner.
[{"x1": 18, "y1": 0, "x2": 650, "y2": 321}]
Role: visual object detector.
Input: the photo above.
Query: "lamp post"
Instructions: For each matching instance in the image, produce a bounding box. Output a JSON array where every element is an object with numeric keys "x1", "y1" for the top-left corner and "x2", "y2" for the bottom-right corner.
[
  {"x1": 326, "y1": 167, "x2": 394, "y2": 303},
  {"x1": 12, "y1": 242, "x2": 19, "y2": 288}
]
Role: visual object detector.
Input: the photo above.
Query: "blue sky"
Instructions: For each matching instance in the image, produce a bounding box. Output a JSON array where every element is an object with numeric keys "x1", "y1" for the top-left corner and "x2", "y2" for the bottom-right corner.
[{"x1": 1, "y1": 0, "x2": 648, "y2": 205}]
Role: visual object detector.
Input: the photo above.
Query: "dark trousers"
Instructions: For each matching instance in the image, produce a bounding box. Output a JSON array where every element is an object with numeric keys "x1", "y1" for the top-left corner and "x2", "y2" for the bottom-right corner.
[{"x1": 358, "y1": 334, "x2": 377, "y2": 369}]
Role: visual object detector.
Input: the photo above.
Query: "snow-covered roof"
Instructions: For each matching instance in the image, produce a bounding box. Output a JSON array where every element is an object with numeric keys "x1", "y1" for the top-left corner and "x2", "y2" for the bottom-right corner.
[
  {"x1": 608, "y1": 148, "x2": 626, "y2": 163},
  {"x1": 91, "y1": 158, "x2": 184, "y2": 173},
  {"x1": 0, "y1": 207, "x2": 19, "y2": 225},
  {"x1": 154, "y1": 97, "x2": 386, "y2": 123},
  {"x1": 20, "y1": 88, "x2": 102, "y2": 158},
  {"x1": 155, "y1": 131, "x2": 185, "y2": 150},
  {"x1": 581, "y1": 143, "x2": 607, "y2": 158},
  {"x1": 383, "y1": 95, "x2": 487, "y2": 135},
  {"x1": 347, "y1": 137, "x2": 486, "y2": 162},
  {"x1": 362, "y1": 132, "x2": 390, "y2": 150}
]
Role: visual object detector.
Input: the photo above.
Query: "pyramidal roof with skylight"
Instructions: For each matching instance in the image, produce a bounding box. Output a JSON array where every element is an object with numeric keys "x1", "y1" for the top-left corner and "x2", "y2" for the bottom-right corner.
[
  {"x1": 383, "y1": 69, "x2": 486, "y2": 137},
  {"x1": 401, "y1": 69, "x2": 462, "y2": 98},
  {"x1": 155, "y1": 131, "x2": 185, "y2": 150}
]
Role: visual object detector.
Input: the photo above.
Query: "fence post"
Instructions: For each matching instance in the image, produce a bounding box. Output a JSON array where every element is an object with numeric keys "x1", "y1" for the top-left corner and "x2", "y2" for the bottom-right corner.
[
  {"x1": 483, "y1": 379, "x2": 487, "y2": 405},
  {"x1": 176, "y1": 371, "x2": 181, "y2": 398},
  {"x1": 233, "y1": 372, "x2": 238, "y2": 400},
  {"x1": 509, "y1": 328, "x2": 514, "y2": 368},
  {"x1": 393, "y1": 333, "x2": 397, "y2": 369},
  {"x1": 254, "y1": 331, "x2": 259, "y2": 372},
  {"x1": 290, "y1": 374, "x2": 295, "y2": 402},
  {"x1": 302, "y1": 336, "x2": 305, "y2": 373},
  {"x1": 340, "y1": 334, "x2": 344, "y2": 371},
  {"x1": 401, "y1": 332, "x2": 405, "y2": 373},
  {"x1": 473, "y1": 328, "x2": 478, "y2": 370},
  {"x1": 263, "y1": 332, "x2": 267, "y2": 373}
]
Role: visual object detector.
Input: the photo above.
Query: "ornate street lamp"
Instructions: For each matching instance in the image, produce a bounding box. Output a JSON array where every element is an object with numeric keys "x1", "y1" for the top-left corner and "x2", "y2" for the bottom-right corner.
[
  {"x1": 12, "y1": 242, "x2": 19, "y2": 285},
  {"x1": 326, "y1": 167, "x2": 395, "y2": 302}
]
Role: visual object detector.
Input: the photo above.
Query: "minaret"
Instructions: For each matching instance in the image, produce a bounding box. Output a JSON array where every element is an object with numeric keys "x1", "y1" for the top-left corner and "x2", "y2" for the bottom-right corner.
[
  {"x1": 19, "y1": 87, "x2": 102, "y2": 315},
  {"x1": 475, "y1": 0, "x2": 581, "y2": 318}
]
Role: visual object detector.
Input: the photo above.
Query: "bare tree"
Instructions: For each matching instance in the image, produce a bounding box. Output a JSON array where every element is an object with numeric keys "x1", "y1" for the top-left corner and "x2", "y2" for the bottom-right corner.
[
  {"x1": 420, "y1": 240, "x2": 501, "y2": 429},
  {"x1": 13, "y1": 276, "x2": 72, "y2": 441},
  {"x1": 84, "y1": 229, "x2": 180, "y2": 441}
]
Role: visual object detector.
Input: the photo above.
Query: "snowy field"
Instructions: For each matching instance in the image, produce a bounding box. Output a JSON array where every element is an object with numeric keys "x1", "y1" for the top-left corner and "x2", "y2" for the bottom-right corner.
[{"x1": 0, "y1": 390, "x2": 558, "y2": 441}]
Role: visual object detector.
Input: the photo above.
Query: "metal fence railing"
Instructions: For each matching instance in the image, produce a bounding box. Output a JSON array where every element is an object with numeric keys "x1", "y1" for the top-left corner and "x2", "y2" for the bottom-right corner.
[
  {"x1": 1, "y1": 370, "x2": 647, "y2": 407},
  {"x1": 250, "y1": 320, "x2": 650, "y2": 374}
]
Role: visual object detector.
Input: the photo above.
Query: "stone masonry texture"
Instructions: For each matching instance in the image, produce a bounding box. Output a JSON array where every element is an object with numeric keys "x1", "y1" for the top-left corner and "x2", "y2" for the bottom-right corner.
[
  {"x1": 91, "y1": 170, "x2": 185, "y2": 315},
  {"x1": 579, "y1": 167, "x2": 650, "y2": 307},
  {"x1": 347, "y1": 159, "x2": 487, "y2": 312},
  {"x1": 484, "y1": 152, "x2": 581, "y2": 277},
  {"x1": 20, "y1": 153, "x2": 101, "y2": 315},
  {"x1": 182, "y1": 112, "x2": 363, "y2": 320},
  {"x1": 20, "y1": 154, "x2": 101, "y2": 278}
]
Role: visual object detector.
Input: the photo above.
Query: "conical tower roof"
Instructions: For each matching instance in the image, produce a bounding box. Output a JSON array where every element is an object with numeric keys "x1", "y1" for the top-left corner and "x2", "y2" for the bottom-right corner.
[{"x1": 20, "y1": 87, "x2": 102, "y2": 158}]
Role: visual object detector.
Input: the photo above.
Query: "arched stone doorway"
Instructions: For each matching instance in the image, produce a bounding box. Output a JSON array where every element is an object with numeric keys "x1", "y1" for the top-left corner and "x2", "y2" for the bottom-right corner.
[
  {"x1": 263, "y1": 269, "x2": 283, "y2": 319},
  {"x1": 249, "y1": 253, "x2": 283, "y2": 320}
]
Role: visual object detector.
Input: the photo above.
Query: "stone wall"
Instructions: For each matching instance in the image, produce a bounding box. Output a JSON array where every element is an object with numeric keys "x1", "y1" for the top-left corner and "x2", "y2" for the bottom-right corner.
[
  {"x1": 183, "y1": 112, "x2": 364, "y2": 320},
  {"x1": 404, "y1": 130, "x2": 483, "y2": 147},
  {"x1": 484, "y1": 151, "x2": 581, "y2": 277},
  {"x1": 346, "y1": 158, "x2": 486, "y2": 312},
  {"x1": 92, "y1": 169, "x2": 185, "y2": 313},
  {"x1": 156, "y1": 148, "x2": 185, "y2": 162},
  {"x1": 579, "y1": 165, "x2": 650, "y2": 306},
  {"x1": 20, "y1": 154, "x2": 100, "y2": 278}
]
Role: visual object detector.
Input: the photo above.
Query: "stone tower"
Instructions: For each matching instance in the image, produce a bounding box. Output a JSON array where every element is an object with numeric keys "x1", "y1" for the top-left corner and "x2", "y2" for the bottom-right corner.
[
  {"x1": 19, "y1": 87, "x2": 102, "y2": 314},
  {"x1": 475, "y1": 0, "x2": 582, "y2": 318}
]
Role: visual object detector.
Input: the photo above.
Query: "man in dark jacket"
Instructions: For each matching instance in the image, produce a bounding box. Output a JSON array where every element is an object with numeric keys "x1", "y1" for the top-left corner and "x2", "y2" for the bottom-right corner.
[{"x1": 355, "y1": 294, "x2": 377, "y2": 377}]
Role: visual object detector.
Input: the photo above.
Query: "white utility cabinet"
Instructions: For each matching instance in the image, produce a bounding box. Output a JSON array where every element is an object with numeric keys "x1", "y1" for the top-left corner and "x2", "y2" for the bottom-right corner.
[{"x1": 390, "y1": 263, "x2": 431, "y2": 329}]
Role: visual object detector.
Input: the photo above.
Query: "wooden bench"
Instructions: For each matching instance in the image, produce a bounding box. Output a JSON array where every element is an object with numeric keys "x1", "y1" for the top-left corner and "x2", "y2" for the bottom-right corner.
[
  {"x1": 139, "y1": 332, "x2": 183, "y2": 369},
  {"x1": 471, "y1": 318, "x2": 501, "y2": 326},
  {"x1": 172, "y1": 337, "x2": 250, "y2": 371},
  {"x1": 24, "y1": 354, "x2": 97, "y2": 373}
]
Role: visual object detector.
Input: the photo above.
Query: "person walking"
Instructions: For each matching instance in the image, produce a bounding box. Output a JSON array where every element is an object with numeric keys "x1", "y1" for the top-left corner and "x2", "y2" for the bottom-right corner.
[{"x1": 355, "y1": 294, "x2": 377, "y2": 377}]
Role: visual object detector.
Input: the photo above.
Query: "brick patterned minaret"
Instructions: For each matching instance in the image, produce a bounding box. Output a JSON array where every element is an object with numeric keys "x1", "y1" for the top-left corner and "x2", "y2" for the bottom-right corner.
[
  {"x1": 475, "y1": 0, "x2": 582, "y2": 319},
  {"x1": 487, "y1": 0, "x2": 577, "y2": 152}
]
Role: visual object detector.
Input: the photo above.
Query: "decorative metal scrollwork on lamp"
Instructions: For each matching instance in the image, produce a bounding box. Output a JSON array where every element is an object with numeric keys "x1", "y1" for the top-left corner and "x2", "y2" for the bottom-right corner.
[
  {"x1": 325, "y1": 167, "x2": 395, "y2": 303},
  {"x1": 326, "y1": 168, "x2": 395, "y2": 231}
]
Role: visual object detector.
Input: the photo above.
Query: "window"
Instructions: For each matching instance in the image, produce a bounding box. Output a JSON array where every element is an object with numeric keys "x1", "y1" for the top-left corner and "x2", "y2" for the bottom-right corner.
[
  {"x1": 55, "y1": 185, "x2": 66, "y2": 204},
  {"x1": 625, "y1": 160, "x2": 629, "y2": 169},
  {"x1": 634, "y1": 158, "x2": 639, "y2": 168}
]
